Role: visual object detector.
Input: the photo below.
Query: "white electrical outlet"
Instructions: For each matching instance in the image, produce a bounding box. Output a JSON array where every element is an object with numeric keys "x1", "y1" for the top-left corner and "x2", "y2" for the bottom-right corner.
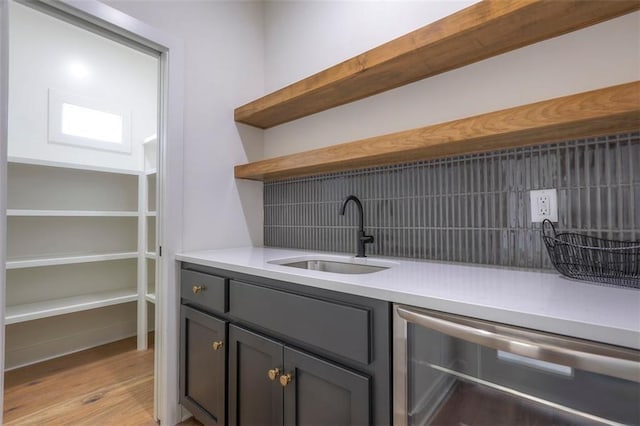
[{"x1": 530, "y1": 189, "x2": 558, "y2": 222}]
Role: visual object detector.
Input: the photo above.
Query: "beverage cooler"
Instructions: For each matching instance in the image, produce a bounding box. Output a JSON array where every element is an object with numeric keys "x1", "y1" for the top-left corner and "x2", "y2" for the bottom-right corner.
[{"x1": 393, "y1": 305, "x2": 640, "y2": 426}]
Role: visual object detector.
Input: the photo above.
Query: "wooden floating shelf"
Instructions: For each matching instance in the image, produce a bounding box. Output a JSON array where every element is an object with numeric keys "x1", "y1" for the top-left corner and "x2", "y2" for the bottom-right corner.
[
  {"x1": 235, "y1": 0, "x2": 640, "y2": 129},
  {"x1": 235, "y1": 82, "x2": 640, "y2": 181},
  {"x1": 5, "y1": 289, "x2": 137, "y2": 324}
]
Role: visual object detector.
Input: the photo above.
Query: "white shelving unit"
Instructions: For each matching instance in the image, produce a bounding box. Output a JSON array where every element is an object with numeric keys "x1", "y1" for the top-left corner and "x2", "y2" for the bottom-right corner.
[
  {"x1": 5, "y1": 157, "x2": 156, "y2": 368},
  {"x1": 7, "y1": 210, "x2": 138, "y2": 217},
  {"x1": 6, "y1": 252, "x2": 138, "y2": 269},
  {"x1": 143, "y1": 136, "x2": 158, "y2": 309},
  {"x1": 139, "y1": 135, "x2": 157, "y2": 352},
  {"x1": 5, "y1": 289, "x2": 138, "y2": 324},
  {"x1": 8, "y1": 155, "x2": 139, "y2": 175},
  {"x1": 144, "y1": 174, "x2": 157, "y2": 305}
]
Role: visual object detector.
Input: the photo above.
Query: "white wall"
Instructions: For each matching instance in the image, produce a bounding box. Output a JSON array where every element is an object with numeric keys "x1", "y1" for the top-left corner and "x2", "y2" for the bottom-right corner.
[
  {"x1": 261, "y1": 3, "x2": 640, "y2": 158},
  {"x1": 264, "y1": 0, "x2": 477, "y2": 92},
  {"x1": 103, "y1": 0, "x2": 265, "y2": 251},
  {"x1": 8, "y1": 2, "x2": 158, "y2": 171}
]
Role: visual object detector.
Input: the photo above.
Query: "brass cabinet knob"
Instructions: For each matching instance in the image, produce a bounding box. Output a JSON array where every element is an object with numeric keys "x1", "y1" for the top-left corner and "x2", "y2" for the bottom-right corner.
[
  {"x1": 212, "y1": 341, "x2": 224, "y2": 351},
  {"x1": 267, "y1": 368, "x2": 280, "y2": 381},
  {"x1": 192, "y1": 285, "x2": 203, "y2": 294},
  {"x1": 279, "y1": 373, "x2": 292, "y2": 387}
]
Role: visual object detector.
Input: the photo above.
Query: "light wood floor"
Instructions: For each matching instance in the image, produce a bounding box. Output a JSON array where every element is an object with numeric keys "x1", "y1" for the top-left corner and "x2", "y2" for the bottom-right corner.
[{"x1": 4, "y1": 335, "x2": 156, "y2": 425}]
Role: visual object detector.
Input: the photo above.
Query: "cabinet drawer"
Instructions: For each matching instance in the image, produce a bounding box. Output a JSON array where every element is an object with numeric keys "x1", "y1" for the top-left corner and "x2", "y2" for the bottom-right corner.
[
  {"x1": 181, "y1": 270, "x2": 228, "y2": 313},
  {"x1": 229, "y1": 280, "x2": 371, "y2": 364}
]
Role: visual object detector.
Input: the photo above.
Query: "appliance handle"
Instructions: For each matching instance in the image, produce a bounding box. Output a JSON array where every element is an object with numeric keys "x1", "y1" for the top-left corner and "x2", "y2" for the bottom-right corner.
[{"x1": 397, "y1": 306, "x2": 640, "y2": 382}]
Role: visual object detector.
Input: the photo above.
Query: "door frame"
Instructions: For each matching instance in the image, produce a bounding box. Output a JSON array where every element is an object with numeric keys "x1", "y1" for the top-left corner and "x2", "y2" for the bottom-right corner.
[
  {"x1": 0, "y1": 0, "x2": 9, "y2": 418},
  {"x1": 0, "y1": 0, "x2": 184, "y2": 423}
]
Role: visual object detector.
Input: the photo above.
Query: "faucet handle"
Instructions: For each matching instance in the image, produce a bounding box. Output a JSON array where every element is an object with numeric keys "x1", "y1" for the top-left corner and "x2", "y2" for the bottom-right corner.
[{"x1": 360, "y1": 234, "x2": 374, "y2": 244}]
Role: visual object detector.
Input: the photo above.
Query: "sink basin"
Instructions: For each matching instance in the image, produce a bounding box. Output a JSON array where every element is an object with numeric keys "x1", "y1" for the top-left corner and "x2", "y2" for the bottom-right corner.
[{"x1": 269, "y1": 256, "x2": 394, "y2": 275}]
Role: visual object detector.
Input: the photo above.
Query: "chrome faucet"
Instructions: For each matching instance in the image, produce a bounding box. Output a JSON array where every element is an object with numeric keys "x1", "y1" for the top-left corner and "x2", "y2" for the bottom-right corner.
[{"x1": 339, "y1": 195, "x2": 374, "y2": 258}]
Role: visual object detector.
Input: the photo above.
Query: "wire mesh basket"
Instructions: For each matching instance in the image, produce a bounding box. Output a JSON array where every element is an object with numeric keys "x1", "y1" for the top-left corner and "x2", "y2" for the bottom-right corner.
[{"x1": 542, "y1": 220, "x2": 640, "y2": 289}]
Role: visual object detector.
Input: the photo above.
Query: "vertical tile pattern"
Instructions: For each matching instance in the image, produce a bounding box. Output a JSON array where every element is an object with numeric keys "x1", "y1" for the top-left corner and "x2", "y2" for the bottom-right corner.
[{"x1": 264, "y1": 133, "x2": 639, "y2": 270}]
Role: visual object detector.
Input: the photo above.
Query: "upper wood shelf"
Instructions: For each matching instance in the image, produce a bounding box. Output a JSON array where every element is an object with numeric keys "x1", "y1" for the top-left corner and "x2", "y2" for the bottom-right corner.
[
  {"x1": 235, "y1": 82, "x2": 640, "y2": 181},
  {"x1": 234, "y1": 0, "x2": 640, "y2": 129}
]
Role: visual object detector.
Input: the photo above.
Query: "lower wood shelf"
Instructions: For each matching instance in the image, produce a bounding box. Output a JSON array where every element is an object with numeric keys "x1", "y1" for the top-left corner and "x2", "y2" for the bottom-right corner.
[
  {"x1": 5, "y1": 289, "x2": 138, "y2": 324},
  {"x1": 235, "y1": 82, "x2": 640, "y2": 181}
]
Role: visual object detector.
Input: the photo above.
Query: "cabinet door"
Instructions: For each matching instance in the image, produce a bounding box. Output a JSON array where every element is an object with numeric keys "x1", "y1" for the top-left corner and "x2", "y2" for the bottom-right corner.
[
  {"x1": 229, "y1": 325, "x2": 284, "y2": 426},
  {"x1": 180, "y1": 306, "x2": 227, "y2": 425},
  {"x1": 283, "y1": 346, "x2": 371, "y2": 426}
]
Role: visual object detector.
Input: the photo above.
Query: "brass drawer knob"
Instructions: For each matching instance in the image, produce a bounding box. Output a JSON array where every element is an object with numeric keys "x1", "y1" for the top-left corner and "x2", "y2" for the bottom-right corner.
[
  {"x1": 212, "y1": 341, "x2": 224, "y2": 351},
  {"x1": 279, "y1": 373, "x2": 292, "y2": 387},
  {"x1": 267, "y1": 368, "x2": 280, "y2": 381},
  {"x1": 192, "y1": 285, "x2": 204, "y2": 294}
]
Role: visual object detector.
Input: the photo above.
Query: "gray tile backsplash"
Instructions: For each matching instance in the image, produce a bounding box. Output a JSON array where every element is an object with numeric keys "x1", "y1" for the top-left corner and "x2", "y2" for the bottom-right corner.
[{"x1": 264, "y1": 133, "x2": 639, "y2": 270}]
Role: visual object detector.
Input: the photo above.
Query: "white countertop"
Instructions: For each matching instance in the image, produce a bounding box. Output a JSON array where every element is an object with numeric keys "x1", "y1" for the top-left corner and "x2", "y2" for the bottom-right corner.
[{"x1": 176, "y1": 247, "x2": 640, "y2": 350}]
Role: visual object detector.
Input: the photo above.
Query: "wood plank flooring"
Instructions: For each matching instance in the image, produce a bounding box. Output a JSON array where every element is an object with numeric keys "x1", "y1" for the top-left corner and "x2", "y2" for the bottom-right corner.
[{"x1": 4, "y1": 335, "x2": 156, "y2": 425}]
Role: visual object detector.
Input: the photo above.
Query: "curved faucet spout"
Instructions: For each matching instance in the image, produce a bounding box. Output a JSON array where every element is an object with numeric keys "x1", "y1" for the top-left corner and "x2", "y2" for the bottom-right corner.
[
  {"x1": 340, "y1": 195, "x2": 364, "y2": 228},
  {"x1": 340, "y1": 195, "x2": 374, "y2": 257}
]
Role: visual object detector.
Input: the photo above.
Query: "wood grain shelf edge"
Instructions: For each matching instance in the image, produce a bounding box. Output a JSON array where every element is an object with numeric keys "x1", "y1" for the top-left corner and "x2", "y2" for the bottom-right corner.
[
  {"x1": 234, "y1": 0, "x2": 640, "y2": 129},
  {"x1": 234, "y1": 82, "x2": 640, "y2": 181}
]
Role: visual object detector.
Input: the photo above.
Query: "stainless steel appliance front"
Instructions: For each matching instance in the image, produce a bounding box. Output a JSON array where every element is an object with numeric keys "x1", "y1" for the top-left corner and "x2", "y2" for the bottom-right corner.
[{"x1": 393, "y1": 304, "x2": 640, "y2": 426}]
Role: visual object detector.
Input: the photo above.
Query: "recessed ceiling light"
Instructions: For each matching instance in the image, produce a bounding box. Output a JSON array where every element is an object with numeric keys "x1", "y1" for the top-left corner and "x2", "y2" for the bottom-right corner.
[{"x1": 68, "y1": 62, "x2": 89, "y2": 79}]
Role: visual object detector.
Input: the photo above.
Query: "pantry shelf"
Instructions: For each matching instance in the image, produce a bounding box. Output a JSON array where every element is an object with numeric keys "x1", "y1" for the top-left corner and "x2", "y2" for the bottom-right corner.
[
  {"x1": 8, "y1": 156, "x2": 140, "y2": 175},
  {"x1": 234, "y1": 82, "x2": 640, "y2": 181},
  {"x1": 5, "y1": 289, "x2": 138, "y2": 324},
  {"x1": 6, "y1": 252, "x2": 139, "y2": 270},
  {"x1": 7, "y1": 209, "x2": 138, "y2": 217},
  {"x1": 234, "y1": 0, "x2": 639, "y2": 129}
]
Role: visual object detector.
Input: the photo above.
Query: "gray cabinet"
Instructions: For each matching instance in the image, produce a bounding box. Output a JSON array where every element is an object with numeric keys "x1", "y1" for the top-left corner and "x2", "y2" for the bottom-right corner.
[
  {"x1": 181, "y1": 269, "x2": 228, "y2": 314},
  {"x1": 229, "y1": 280, "x2": 371, "y2": 364},
  {"x1": 228, "y1": 325, "x2": 284, "y2": 426},
  {"x1": 180, "y1": 263, "x2": 391, "y2": 425},
  {"x1": 180, "y1": 305, "x2": 227, "y2": 426},
  {"x1": 229, "y1": 324, "x2": 370, "y2": 426},
  {"x1": 283, "y1": 345, "x2": 370, "y2": 425}
]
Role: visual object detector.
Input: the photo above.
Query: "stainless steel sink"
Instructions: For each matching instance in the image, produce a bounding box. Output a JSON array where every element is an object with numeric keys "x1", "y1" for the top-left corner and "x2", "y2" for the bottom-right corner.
[{"x1": 269, "y1": 256, "x2": 393, "y2": 274}]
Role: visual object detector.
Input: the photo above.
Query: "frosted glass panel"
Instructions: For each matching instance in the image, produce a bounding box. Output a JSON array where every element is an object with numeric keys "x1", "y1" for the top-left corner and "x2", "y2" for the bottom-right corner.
[{"x1": 61, "y1": 103, "x2": 123, "y2": 144}]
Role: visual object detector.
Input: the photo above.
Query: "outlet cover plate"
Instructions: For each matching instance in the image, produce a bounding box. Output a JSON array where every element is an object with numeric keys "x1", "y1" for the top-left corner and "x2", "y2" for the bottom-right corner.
[{"x1": 530, "y1": 189, "x2": 558, "y2": 222}]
